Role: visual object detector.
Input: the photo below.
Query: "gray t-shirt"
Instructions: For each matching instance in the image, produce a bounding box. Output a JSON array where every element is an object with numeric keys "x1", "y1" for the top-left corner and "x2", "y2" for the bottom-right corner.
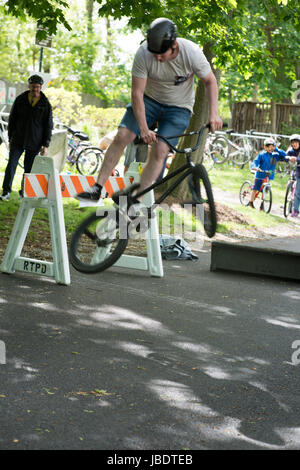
[{"x1": 132, "y1": 38, "x2": 212, "y2": 112}]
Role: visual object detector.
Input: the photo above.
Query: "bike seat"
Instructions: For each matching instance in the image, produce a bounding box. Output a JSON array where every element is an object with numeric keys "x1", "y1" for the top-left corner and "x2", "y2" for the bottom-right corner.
[
  {"x1": 73, "y1": 131, "x2": 89, "y2": 141},
  {"x1": 225, "y1": 129, "x2": 235, "y2": 134}
]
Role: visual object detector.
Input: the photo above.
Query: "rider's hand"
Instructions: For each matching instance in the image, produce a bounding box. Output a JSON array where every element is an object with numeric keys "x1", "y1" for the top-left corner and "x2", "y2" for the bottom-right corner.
[
  {"x1": 209, "y1": 114, "x2": 223, "y2": 133},
  {"x1": 140, "y1": 128, "x2": 158, "y2": 145},
  {"x1": 40, "y1": 146, "x2": 48, "y2": 156}
]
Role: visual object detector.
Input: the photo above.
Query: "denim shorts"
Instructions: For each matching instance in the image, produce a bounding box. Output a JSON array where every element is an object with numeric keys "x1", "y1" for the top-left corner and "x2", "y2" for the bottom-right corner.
[
  {"x1": 119, "y1": 95, "x2": 191, "y2": 149},
  {"x1": 252, "y1": 178, "x2": 264, "y2": 191}
]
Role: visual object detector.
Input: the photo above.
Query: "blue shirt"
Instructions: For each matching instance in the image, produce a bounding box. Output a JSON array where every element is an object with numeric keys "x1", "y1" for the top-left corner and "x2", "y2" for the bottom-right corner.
[
  {"x1": 287, "y1": 148, "x2": 300, "y2": 179},
  {"x1": 251, "y1": 148, "x2": 288, "y2": 180}
]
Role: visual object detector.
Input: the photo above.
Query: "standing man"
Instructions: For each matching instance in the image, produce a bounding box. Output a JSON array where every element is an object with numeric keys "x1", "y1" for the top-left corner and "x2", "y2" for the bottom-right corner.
[
  {"x1": 76, "y1": 17, "x2": 222, "y2": 202},
  {"x1": 0, "y1": 75, "x2": 53, "y2": 201}
]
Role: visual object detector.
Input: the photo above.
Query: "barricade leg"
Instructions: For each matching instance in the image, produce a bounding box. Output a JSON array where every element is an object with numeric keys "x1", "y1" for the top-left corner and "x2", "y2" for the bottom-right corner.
[
  {"x1": 1, "y1": 156, "x2": 70, "y2": 285},
  {"x1": 114, "y1": 163, "x2": 164, "y2": 277}
]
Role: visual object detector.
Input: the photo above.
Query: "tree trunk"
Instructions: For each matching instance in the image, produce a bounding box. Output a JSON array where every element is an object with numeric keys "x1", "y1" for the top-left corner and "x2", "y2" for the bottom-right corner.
[
  {"x1": 86, "y1": 0, "x2": 94, "y2": 34},
  {"x1": 163, "y1": 42, "x2": 220, "y2": 200}
]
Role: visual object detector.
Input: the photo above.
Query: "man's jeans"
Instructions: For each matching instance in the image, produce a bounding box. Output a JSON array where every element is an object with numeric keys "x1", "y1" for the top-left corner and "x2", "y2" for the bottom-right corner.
[{"x1": 2, "y1": 147, "x2": 37, "y2": 193}]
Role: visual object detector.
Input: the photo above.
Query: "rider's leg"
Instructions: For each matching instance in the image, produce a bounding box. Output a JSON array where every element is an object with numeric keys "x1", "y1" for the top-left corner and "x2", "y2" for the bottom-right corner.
[
  {"x1": 76, "y1": 127, "x2": 136, "y2": 201},
  {"x1": 96, "y1": 127, "x2": 136, "y2": 186},
  {"x1": 138, "y1": 140, "x2": 169, "y2": 193}
]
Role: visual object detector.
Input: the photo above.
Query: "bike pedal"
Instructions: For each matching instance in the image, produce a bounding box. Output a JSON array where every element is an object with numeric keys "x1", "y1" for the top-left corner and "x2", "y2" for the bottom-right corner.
[{"x1": 112, "y1": 183, "x2": 140, "y2": 206}]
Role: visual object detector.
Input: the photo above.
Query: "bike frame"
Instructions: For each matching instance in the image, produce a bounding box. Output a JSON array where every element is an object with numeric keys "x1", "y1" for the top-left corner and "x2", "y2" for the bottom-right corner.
[
  {"x1": 131, "y1": 126, "x2": 209, "y2": 204},
  {"x1": 254, "y1": 176, "x2": 271, "y2": 201}
]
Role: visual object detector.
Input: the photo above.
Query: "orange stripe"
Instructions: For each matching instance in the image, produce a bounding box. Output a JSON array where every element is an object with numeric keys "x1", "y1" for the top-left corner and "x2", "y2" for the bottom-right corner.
[
  {"x1": 70, "y1": 175, "x2": 84, "y2": 194},
  {"x1": 60, "y1": 175, "x2": 70, "y2": 197},
  {"x1": 24, "y1": 177, "x2": 36, "y2": 198},
  {"x1": 86, "y1": 176, "x2": 96, "y2": 187},
  {"x1": 36, "y1": 174, "x2": 48, "y2": 196},
  {"x1": 116, "y1": 177, "x2": 126, "y2": 191},
  {"x1": 104, "y1": 179, "x2": 114, "y2": 197}
]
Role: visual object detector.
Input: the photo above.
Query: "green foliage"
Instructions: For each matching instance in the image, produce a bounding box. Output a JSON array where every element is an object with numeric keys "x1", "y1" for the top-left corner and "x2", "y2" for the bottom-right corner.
[
  {"x1": 44, "y1": 86, "x2": 124, "y2": 141},
  {"x1": 3, "y1": 0, "x2": 71, "y2": 35},
  {"x1": 45, "y1": 87, "x2": 83, "y2": 125},
  {"x1": 80, "y1": 106, "x2": 125, "y2": 138}
]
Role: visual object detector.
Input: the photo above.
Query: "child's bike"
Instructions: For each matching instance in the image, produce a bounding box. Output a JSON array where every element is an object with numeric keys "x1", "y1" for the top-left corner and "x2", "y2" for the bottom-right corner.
[
  {"x1": 283, "y1": 169, "x2": 297, "y2": 218},
  {"x1": 239, "y1": 169, "x2": 272, "y2": 213},
  {"x1": 69, "y1": 124, "x2": 217, "y2": 274}
]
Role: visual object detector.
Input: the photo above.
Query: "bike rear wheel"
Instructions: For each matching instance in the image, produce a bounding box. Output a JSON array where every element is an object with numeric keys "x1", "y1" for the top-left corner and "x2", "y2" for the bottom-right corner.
[
  {"x1": 209, "y1": 136, "x2": 229, "y2": 165},
  {"x1": 230, "y1": 137, "x2": 250, "y2": 167},
  {"x1": 202, "y1": 149, "x2": 215, "y2": 172},
  {"x1": 239, "y1": 180, "x2": 252, "y2": 206},
  {"x1": 262, "y1": 185, "x2": 272, "y2": 213},
  {"x1": 188, "y1": 164, "x2": 217, "y2": 238},
  {"x1": 284, "y1": 181, "x2": 294, "y2": 217},
  {"x1": 69, "y1": 210, "x2": 128, "y2": 273},
  {"x1": 76, "y1": 147, "x2": 104, "y2": 175}
]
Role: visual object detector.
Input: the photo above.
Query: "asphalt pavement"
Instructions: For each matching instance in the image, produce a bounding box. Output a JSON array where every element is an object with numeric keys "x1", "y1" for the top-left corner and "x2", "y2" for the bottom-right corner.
[{"x1": 1, "y1": 239, "x2": 300, "y2": 451}]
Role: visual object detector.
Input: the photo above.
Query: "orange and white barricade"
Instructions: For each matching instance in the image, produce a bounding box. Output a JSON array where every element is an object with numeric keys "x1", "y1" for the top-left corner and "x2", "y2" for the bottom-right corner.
[{"x1": 0, "y1": 159, "x2": 163, "y2": 285}]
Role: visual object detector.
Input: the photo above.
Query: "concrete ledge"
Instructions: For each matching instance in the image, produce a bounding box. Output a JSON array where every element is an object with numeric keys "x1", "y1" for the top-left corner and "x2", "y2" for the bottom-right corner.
[{"x1": 210, "y1": 238, "x2": 300, "y2": 280}]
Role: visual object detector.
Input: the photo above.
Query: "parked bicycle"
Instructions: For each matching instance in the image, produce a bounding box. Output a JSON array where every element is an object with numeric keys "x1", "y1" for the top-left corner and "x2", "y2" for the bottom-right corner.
[
  {"x1": 205, "y1": 129, "x2": 258, "y2": 168},
  {"x1": 64, "y1": 126, "x2": 104, "y2": 176},
  {"x1": 0, "y1": 107, "x2": 24, "y2": 169},
  {"x1": 239, "y1": 169, "x2": 272, "y2": 213},
  {"x1": 283, "y1": 168, "x2": 297, "y2": 218},
  {"x1": 69, "y1": 123, "x2": 217, "y2": 274}
]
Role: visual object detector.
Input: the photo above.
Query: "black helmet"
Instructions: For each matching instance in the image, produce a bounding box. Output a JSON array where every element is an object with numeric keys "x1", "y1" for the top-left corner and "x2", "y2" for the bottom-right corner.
[
  {"x1": 28, "y1": 75, "x2": 44, "y2": 85},
  {"x1": 147, "y1": 18, "x2": 177, "y2": 54}
]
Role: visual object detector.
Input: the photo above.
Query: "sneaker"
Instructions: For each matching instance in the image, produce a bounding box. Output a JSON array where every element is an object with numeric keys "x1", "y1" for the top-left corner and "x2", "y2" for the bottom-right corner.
[
  {"x1": 75, "y1": 184, "x2": 102, "y2": 201},
  {"x1": 247, "y1": 201, "x2": 255, "y2": 208},
  {"x1": 291, "y1": 210, "x2": 299, "y2": 218},
  {"x1": 0, "y1": 192, "x2": 10, "y2": 201}
]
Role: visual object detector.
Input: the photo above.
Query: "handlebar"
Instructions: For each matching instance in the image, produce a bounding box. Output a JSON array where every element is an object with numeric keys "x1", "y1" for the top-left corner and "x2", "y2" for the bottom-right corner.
[
  {"x1": 156, "y1": 123, "x2": 211, "y2": 154},
  {"x1": 256, "y1": 169, "x2": 272, "y2": 175}
]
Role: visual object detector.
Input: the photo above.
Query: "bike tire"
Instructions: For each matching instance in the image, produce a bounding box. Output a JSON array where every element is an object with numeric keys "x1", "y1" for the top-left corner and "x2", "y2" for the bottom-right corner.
[
  {"x1": 239, "y1": 180, "x2": 252, "y2": 206},
  {"x1": 76, "y1": 147, "x2": 104, "y2": 175},
  {"x1": 262, "y1": 185, "x2": 272, "y2": 213},
  {"x1": 284, "y1": 181, "x2": 294, "y2": 218},
  {"x1": 230, "y1": 137, "x2": 250, "y2": 167},
  {"x1": 202, "y1": 149, "x2": 215, "y2": 172},
  {"x1": 69, "y1": 210, "x2": 128, "y2": 273},
  {"x1": 188, "y1": 164, "x2": 217, "y2": 238},
  {"x1": 209, "y1": 135, "x2": 229, "y2": 165}
]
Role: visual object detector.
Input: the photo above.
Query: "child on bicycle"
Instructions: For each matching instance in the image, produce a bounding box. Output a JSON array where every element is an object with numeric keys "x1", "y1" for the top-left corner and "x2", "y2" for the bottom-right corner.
[
  {"x1": 247, "y1": 137, "x2": 290, "y2": 209},
  {"x1": 286, "y1": 134, "x2": 300, "y2": 217}
]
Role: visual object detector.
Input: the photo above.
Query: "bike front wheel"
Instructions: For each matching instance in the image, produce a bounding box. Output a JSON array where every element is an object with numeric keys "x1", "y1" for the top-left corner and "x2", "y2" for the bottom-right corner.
[
  {"x1": 76, "y1": 147, "x2": 104, "y2": 175},
  {"x1": 209, "y1": 135, "x2": 229, "y2": 165},
  {"x1": 69, "y1": 210, "x2": 128, "y2": 273},
  {"x1": 188, "y1": 164, "x2": 217, "y2": 238},
  {"x1": 262, "y1": 185, "x2": 272, "y2": 213},
  {"x1": 284, "y1": 181, "x2": 294, "y2": 217},
  {"x1": 239, "y1": 180, "x2": 252, "y2": 206}
]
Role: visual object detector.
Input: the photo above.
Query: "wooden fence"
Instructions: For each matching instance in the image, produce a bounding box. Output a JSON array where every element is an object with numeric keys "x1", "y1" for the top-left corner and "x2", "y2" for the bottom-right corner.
[{"x1": 231, "y1": 101, "x2": 300, "y2": 134}]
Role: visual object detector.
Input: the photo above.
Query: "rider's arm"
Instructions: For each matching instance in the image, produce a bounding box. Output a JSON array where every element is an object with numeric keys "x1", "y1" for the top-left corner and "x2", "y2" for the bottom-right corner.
[
  {"x1": 131, "y1": 76, "x2": 157, "y2": 144},
  {"x1": 201, "y1": 71, "x2": 223, "y2": 132},
  {"x1": 274, "y1": 147, "x2": 288, "y2": 161}
]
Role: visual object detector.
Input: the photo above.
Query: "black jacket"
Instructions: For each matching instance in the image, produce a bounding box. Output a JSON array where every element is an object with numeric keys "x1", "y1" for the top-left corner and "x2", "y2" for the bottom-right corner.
[{"x1": 8, "y1": 90, "x2": 53, "y2": 151}]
